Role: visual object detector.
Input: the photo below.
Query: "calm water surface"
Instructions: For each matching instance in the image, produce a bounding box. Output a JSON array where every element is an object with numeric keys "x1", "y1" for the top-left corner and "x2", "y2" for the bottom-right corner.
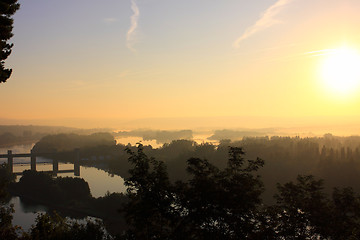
[{"x1": 1, "y1": 144, "x2": 126, "y2": 231}]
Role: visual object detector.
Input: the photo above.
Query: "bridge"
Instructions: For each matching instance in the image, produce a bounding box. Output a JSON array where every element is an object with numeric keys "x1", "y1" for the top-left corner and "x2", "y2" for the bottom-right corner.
[{"x1": 0, "y1": 149, "x2": 80, "y2": 176}]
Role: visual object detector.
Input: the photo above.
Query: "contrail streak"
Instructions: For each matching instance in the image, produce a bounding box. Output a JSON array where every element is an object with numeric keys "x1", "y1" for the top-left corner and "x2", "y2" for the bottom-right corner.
[
  {"x1": 233, "y1": 0, "x2": 293, "y2": 48},
  {"x1": 127, "y1": 0, "x2": 139, "y2": 52}
]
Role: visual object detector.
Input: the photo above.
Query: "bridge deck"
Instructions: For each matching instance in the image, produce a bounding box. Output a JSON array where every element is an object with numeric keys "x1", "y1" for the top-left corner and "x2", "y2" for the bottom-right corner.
[
  {"x1": 0, "y1": 153, "x2": 56, "y2": 158},
  {"x1": 3, "y1": 150, "x2": 80, "y2": 176},
  {"x1": 14, "y1": 169, "x2": 75, "y2": 176}
]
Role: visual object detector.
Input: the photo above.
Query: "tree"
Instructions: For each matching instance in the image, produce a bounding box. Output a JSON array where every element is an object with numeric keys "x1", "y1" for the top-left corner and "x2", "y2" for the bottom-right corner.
[
  {"x1": 172, "y1": 147, "x2": 264, "y2": 239},
  {"x1": 329, "y1": 187, "x2": 360, "y2": 239},
  {"x1": 0, "y1": 0, "x2": 20, "y2": 83},
  {"x1": 121, "y1": 145, "x2": 265, "y2": 239},
  {"x1": 0, "y1": 163, "x2": 15, "y2": 200},
  {"x1": 24, "y1": 212, "x2": 111, "y2": 240},
  {"x1": 271, "y1": 175, "x2": 330, "y2": 239},
  {"x1": 121, "y1": 144, "x2": 175, "y2": 239},
  {"x1": 258, "y1": 175, "x2": 360, "y2": 239},
  {"x1": 0, "y1": 163, "x2": 19, "y2": 240}
]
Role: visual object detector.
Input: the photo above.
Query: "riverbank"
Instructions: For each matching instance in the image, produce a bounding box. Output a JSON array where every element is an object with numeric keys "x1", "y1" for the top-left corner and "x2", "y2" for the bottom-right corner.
[{"x1": 9, "y1": 180, "x2": 128, "y2": 236}]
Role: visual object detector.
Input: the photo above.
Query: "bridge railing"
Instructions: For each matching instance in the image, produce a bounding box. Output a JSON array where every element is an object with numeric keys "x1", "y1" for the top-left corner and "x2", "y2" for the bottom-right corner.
[{"x1": 0, "y1": 149, "x2": 80, "y2": 176}]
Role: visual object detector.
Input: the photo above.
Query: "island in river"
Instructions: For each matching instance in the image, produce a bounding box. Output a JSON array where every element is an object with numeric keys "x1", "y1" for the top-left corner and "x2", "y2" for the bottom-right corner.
[{"x1": 9, "y1": 170, "x2": 128, "y2": 235}]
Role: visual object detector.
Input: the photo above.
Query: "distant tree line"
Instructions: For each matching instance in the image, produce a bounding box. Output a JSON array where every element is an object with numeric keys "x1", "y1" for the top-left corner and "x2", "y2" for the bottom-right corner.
[
  {"x1": 114, "y1": 129, "x2": 193, "y2": 144},
  {"x1": 33, "y1": 133, "x2": 360, "y2": 204},
  {"x1": 32, "y1": 132, "x2": 116, "y2": 153},
  {"x1": 2, "y1": 143, "x2": 360, "y2": 239},
  {"x1": 89, "y1": 135, "x2": 360, "y2": 203},
  {"x1": 0, "y1": 125, "x2": 113, "y2": 147},
  {"x1": 119, "y1": 144, "x2": 360, "y2": 239},
  {"x1": 0, "y1": 132, "x2": 40, "y2": 147}
]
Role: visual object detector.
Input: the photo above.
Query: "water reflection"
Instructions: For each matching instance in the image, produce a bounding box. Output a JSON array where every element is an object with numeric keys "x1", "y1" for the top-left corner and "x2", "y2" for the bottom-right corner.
[
  {"x1": 1, "y1": 144, "x2": 126, "y2": 231},
  {"x1": 115, "y1": 136, "x2": 161, "y2": 148},
  {"x1": 0, "y1": 144, "x2": 126, "y2": 197},
  {"x1": 9, "y1": 196, "x2": 102, "y2": 232},
  {"x1": 12, "y1": 163, "x2": 126, "y2": 197},
  {"x1": 8, "y1": 164, "x2": 125, "y2": 231},
  {"x1": 8, "y1": 197, "x2": 46, "y2": 231}
]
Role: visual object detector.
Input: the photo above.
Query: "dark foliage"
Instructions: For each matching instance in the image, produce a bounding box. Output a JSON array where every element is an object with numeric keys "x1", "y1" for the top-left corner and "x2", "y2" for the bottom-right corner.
[
  {"x1": 0, "y1": 163, "x2": 15, "y2": 201},
  {"x1": 0, "y1": 163, "x2": 19, "y2": 239},
  {"x1": 122, "y1": 144, "x2": 175, "y2": 239},
  {"x1": 0, "y1": 205, "x2": 19, "y2": 240},
  {"x1": 8, "y1": 170, "x2": 128, "y2": 237},
  {"x1": 22, "y1": 212, "x2": 111, "y2": 240},
  {"x1": 270, "y1": 175, "x2": 330, "y2": 238},
  {"x1": 5, "y1": 139, "x2": 360, "y2": 239},
  {"x1": 0, "y1": 0, "x2": 19, "y2": 83},
  {"x1": 12, "y1": 170, "x2": 91, "y2": 204},
  {"x1": 121, "y1": 144, "x2": 360, "y2": 239},
  {"x1": 256, "y1": 175, "x2": 360, "y2": 239},
  {"x1": 32, "y1": 132, "x2": 116, "y2": 153},
  {"x1": 121, "y1": 144, "x2": 264, "y2": 239}
]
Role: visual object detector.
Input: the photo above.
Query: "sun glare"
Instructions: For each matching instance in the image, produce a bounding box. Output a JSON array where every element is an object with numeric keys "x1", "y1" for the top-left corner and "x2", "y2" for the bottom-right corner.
[{"x1": 320, "y1": 47, "x2": 360, "y2": 96}]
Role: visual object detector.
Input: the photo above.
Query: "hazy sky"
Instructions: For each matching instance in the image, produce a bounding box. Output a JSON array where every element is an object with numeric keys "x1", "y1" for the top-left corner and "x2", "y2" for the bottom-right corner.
[{"x1": 2, "y1": 0, "x2": 360, "y2": 129}]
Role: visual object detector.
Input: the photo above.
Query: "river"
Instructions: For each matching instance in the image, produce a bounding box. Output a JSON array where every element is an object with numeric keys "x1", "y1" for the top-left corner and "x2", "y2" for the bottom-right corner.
[
  {"x1": 1, "y1": 135, "x2": 216, "y2": 231},
  {"x1": 0, "y1": 143, "x2": 126, "y2": 231}
]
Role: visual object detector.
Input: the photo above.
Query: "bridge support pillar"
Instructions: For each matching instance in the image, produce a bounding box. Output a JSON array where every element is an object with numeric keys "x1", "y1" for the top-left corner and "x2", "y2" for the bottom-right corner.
[
  {"x1": 30, "y1": 150, "x2": 36, "y2": 171},
  {"x1": 52, "y1": 159, "x2": 58, "y2": 176},
  {"x1": 74, "y1": 148, "x2": 80, "y2": 176},
  {"x1": 7, "y1": 150, "x2": 13, "y2": 173}
]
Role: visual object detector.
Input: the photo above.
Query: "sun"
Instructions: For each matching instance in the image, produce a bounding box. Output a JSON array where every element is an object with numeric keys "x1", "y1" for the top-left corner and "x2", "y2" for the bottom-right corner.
[{"x1": 319, "y1": 47, "x2": 360, "y2": 96}]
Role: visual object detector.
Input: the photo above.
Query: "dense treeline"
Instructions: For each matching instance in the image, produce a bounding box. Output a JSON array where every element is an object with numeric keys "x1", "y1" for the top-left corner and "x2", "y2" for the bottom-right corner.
[
  {"x1": 207, "y1": 129, "x2": 278, "y2": 141},
  {"x1": 2, "y1": 143, "x2": 360, "y2": 239},
  {"x1": 33, "y1": 133, "x2": 360, "y2": 203},
  {"x1": 10, "y1": 171, "x2": 92, "y2": 204},
  {"x1": 8, "y1": 170, "x2": 128, "y2": 236},
  {"x1": 89, "y1": 135, "x2": 360, "y2": 203},
  {"x1": 0, "y1": 125, "x2": 112, "y2": 147},
  {"x1": 114, "y1": 129, "x2": 193, "y2": 144},
  {"x1": 0, "y1": 132, "x2": 41, "y2": 147},
  {"x1": 32, "y1": 132, "x2": 116, "y2": 153},
  {"x1": 1, "y1": 211, "x2": 112, "y2": 240},
  {"x1": 119, "y1": 145, "x2": 360, "y2": 239}
]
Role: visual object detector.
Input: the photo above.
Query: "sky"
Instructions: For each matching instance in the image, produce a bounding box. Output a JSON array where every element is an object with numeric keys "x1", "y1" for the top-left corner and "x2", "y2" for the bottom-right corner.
[{"x1": 2, "y1": 0, "x2": 360, "y2": 131}]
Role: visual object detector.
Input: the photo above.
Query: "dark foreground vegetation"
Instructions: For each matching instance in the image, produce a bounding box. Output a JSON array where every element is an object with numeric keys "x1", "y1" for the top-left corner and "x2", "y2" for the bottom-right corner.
[
  {"x1": 33, "y1": 133, "x2": 360, "y2": 203},
  {"x1": 8, "y1": 170, "x2": 127, "y2": 237},
  {"x1": 119, "y1": 145, "x2": 360, "y2": 239},
  {"x1": 0, "y1": 163, "x2": 123, "y2": 239},
  {"x1": 2, "y1": 142, "x2": 360, "y2": 239}
]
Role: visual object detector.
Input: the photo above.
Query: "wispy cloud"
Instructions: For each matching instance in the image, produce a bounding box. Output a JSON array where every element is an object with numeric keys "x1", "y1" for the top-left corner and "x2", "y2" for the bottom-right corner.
[
  {"x1": 233, "y1": 0, "x2": 293, "y2": 48},
  {"x1": 127, "y1": 0, "x2": 140, "y2": 52},
  {"x1": 303, "y1": 49, "x2": 337, "y2": 57},
  {"x1": 255, "y1": 49, "x2": 336, "y2": 64}
]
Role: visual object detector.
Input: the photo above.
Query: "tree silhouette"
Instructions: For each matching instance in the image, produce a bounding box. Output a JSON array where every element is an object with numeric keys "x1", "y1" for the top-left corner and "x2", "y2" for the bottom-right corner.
[
  {"x1": 172, "y1": 147, "x2": 264, "y2": 239},
  {"x1": 271, "y1": 175, "x2": 330, "y2": 239},
  {"x1": 121, "y1": 145, "x2": 265, "y2": 239},
  {"x1": 122, "y1": 144, "x2": 175, "y2": 239},
  {"x1": 24, "y1": 212, "x2": 111, "y2": 240},
  {"x1": 0, "y1": 163, "x2": 18, "y2": 240},
  {"x1": 0, "y1": 0, "x2": 19, "y2": 83}
]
